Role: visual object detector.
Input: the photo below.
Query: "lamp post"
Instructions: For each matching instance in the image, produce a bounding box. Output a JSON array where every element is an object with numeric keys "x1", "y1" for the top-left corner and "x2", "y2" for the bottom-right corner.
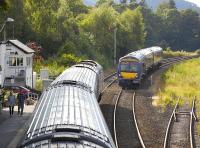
[
  {"x1": 113, "y1": 27, "x2": 117, "y2": 65},
  {"x1": 0, "y1": 17, "x2": 14, "y2": 41}
]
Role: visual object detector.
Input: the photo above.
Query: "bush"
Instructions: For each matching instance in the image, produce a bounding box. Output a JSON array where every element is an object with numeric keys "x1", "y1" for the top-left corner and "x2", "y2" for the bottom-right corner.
[
  {"x1": 195, "y1": 49, "x2": 200, "y2": 55},
  {"x1": 36, "y1": 79, "x2": 43, "y2": 91},
  {"x1": 163, "y1": 50, "x2": 196, "y2": 58}
]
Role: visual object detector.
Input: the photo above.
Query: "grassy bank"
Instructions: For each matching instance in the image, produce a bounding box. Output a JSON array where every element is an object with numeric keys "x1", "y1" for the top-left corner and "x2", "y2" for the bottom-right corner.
[
  {"x1": 158, "y1": 58, "x2": 200, "y2": 132},
  {"x1": 163, "y1": 49, "x2": 197, "y2": 58}
]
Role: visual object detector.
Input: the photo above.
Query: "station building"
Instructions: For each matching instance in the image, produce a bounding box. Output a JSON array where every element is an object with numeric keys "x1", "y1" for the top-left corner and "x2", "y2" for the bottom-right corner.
[{"x1": 0, "y1": 40, "x2": 35, "y2": 88}]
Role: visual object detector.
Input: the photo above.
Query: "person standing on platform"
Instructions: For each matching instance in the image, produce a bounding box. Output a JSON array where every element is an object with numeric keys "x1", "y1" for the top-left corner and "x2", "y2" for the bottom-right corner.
[
  {"x1": 17, "y1": 89, "x2": 25, "y2": 116},
  {"x1": 7, "y1": 91, "x2": 15, "y2": 117}
]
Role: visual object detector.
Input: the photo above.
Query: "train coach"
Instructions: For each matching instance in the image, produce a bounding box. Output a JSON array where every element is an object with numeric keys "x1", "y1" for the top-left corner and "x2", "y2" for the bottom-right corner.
[
  {"x1": 21, "y1": 60, "x2": 115, "y2": 148},
  {"x1": 117, "y1": 46, "x2": 163, "y2": 86}
]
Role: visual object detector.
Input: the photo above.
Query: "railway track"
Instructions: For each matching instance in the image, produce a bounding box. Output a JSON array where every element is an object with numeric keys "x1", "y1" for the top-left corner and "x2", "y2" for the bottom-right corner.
[
  {"x1": 160, "y1": 56, "x2": 197, "y2": 68},
  {"x1": 113, "y1": 89, "x2": 145, "y2": 148},
  {"x1": 163, "y1": 98, "x2": 197, "y2": 148},
  {"x1": 100, "y1": 55, "x2": 199, "y2": 148},
  {"x1": 104, "y1": 72, "x2": 117, "y2": 82},
  {"x1": 100, "y1": 74, "x2": 121, "y2": 139},
  {"x1": 194, "y1": 100, "x2": 200, "y2": 147},
  {"x1": 101, "y1": 72, "x2": 118, "y2": 96}
]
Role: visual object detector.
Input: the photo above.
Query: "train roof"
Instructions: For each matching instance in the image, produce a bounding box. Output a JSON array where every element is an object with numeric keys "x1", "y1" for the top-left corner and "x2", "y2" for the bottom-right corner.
[
  {"x1": 23, "y1": 85, "x2": 112, "y2": 147},
  {"x1": 51, "y1": 61, "x2": 102, "y2": 92},
  {"x1": 119, "y1": 46, "x2": 163, "y2": 62},
  {"x1": 150, "y1": 46, "x2": 163, "y2": 53}
]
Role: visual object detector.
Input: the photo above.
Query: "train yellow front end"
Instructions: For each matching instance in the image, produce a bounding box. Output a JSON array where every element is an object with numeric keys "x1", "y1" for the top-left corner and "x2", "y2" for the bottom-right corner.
[
  {"x1": 120, "y1": 72, "x2": 138, "y2": 79},
  {"x1": 117, "y1": 58, "x2": 142, "y2": 86}
]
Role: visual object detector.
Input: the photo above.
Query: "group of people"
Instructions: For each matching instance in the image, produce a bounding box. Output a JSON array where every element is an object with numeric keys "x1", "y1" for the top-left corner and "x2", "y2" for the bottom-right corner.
[{"x1": 7, "y1": 90, "x2": 26, "y2": 117}]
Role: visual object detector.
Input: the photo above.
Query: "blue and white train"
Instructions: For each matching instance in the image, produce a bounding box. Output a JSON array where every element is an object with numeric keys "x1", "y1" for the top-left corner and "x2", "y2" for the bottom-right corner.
[{"x1": 117, "y1": 46, "x2": 163, "y2": 86}]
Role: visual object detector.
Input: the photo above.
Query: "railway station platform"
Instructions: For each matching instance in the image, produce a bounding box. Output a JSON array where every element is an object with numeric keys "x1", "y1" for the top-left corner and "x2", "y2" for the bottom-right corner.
[{"x1": 0, "y1": 104, "x2": 36, "y2": 148}]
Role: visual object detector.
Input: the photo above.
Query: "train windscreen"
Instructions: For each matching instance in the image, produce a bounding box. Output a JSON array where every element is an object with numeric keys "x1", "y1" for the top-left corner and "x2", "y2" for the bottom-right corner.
[{"x1": 120, "y1": 61, "x2": 138, "y2": 72}]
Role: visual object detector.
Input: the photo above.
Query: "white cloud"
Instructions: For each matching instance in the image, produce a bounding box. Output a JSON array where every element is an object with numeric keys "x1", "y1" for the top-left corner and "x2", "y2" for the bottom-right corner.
[{"x1": 185, "y1": 0, "x2": 200, "y2": 7}]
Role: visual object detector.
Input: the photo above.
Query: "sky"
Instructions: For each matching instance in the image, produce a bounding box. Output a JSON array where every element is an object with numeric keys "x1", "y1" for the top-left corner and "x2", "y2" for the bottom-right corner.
[{"x1": 184, "y1": 0, "x2": 200, "y2": 6}]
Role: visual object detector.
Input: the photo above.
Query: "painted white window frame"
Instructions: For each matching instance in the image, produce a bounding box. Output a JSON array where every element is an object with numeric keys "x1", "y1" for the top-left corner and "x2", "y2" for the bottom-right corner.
[{"x1": 8, "y1": 57, "x2": 24, "y2": 67}]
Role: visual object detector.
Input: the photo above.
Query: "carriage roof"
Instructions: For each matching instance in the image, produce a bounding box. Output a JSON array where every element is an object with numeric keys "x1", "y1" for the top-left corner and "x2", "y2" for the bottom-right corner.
[{"x1": 119, "y1": 46, "x2": 163, "y2": 62}]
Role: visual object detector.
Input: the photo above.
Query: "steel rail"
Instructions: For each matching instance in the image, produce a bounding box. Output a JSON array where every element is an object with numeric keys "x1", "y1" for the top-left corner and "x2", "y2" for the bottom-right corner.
[
  {"x1": 161, "y1": 55, "x2": 198, "y2": 68},
  {"x1": 113, "y1": 89, "x2": 123, "y2": 148},
  {"x1": 161, "y1": 57, "x2": 192, "y2": 67},
  {"x1": 190, "y1": 99, "x2": 196, "y2": 148},
  {"x1": 160, "y1": 57, "x2": 192, "y2": 68},
  {"x1": 104, "y1": 72, "x2": 117, "y2": 82},
  {"x1": 132, "y1": 92, "x2": 146, "y2": 148},
  {"x1": 163, "y1": 98, "x2": 179, "y2": 148},
  {"x1": 101, "y1": 79, "x2": 117, "y2": 94}
]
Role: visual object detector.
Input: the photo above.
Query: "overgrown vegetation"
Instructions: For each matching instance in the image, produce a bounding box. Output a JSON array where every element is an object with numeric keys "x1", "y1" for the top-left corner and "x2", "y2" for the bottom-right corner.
[
  {"x1": 158, "y1": 59, "x2": 200, "y2": 117},
  {"x1": 33, "y1": 54, "x2": 82, "y2": 77},
  {"x1": 163, "y1": 48, "x2": 197, "y2": 58}
]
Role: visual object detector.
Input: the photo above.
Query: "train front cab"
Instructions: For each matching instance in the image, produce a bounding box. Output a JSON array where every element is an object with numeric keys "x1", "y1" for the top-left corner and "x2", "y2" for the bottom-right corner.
[{"x1": 117, "y1": 58, "x2": 142, "y2": 87}]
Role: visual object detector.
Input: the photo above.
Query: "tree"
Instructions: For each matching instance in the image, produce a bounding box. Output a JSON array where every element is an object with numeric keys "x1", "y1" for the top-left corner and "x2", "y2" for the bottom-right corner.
[
  {"x1": 140, "y1": 6, "x2": 162, "y2": 47},
  {"x1": 169, "y1": 0, "x2": 176, "y2": 9},
  {"x1": 179, "y1": 9, "x2": 200, "y2": 50},
  {"x1": 118, "y1": 7, "x2": 145, "y2": 56},
  {"x1": 96, "y1": 0, "x2": 114, "y2": 6},
  {"x1": 120, "y1": 0, "x2": 127, "y2": 4},
  {"x1": 79, "y1": 6, "x2": 119, "y2": 62},
  {"x1": 139, "y1": 0, "x2": 147, "y2": 7},
  {"x1": 0, "y1": 0, "x2": 9, "y2": 11},
  {"x1": 156, "y1": 1, "x2": 181, "y2": 49},
  {"x1": 23, "y1": 0, "x2": 89, "y2": 56}
]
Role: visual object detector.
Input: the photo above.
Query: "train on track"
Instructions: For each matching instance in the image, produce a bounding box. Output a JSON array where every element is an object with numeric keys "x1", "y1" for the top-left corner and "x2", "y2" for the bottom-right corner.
[
  {"x1": 21, "y1": 60, "x2": 115, "y2": 148},
  {"x1": 117, "y1": 46, "x2": 163, "y2": 86}
]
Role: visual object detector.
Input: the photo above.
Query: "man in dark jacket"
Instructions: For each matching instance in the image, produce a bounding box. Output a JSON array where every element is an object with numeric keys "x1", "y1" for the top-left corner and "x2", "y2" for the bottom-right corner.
[{"x1": 17, "y1": 89, "x2": 26, "y2": 116}]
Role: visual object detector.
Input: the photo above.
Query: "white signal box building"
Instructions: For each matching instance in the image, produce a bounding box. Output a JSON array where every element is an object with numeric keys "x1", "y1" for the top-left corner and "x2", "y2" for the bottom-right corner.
[{"x1": 0, "y1": 40, "x2": 35, "y2": 88}]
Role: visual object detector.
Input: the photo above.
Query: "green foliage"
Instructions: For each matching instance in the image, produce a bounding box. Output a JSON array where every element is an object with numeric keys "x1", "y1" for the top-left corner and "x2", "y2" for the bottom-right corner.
[
  {"x1": 57, "y1": 53, "x2": 82, "y2": 66},
  {"x1": 163, "y1": 50, "x2": 196, "y2": 58},
  {"x1": 79, "y1": 6, "x2": 119, "y2": 59},
  {"x1": 33, "y1": 53, "x2": 82, "y2": 77},
  {"x1": 156, "y1": 1, "x2": 200, "y2": 50},
  {"x1": 159, "y1": 59, "x2": 200, "y2": 109},
  {"x1": 36, "y1": 79, "x2": 42, "y2": 91},
  {"x1": 44, "y1": 61, "x2": 66, "y2": 76},
  {"x1": 0, "y1": 0, "x2": 9, "y2": 11},
  {"x1": 118, "y1": 7, "x2": 145, "y2": 55},
  {"x1": 96, "y1": 0, "x2": 114, "y2": 6},
  {"x1": 1, "y1": 0, "x2": 200, "y2": 69},
  {"x1": 79, "y1": 5, "x2": 145, "y2": 64},
  {"x1": 195, "y1": 49, "x2": 200, "y2": 55}
]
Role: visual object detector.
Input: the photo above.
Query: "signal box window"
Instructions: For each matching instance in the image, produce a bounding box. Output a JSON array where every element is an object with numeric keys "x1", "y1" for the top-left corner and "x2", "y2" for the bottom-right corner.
[{"x1": 8, "y1": 57, "x2": 23, "y2": 66}]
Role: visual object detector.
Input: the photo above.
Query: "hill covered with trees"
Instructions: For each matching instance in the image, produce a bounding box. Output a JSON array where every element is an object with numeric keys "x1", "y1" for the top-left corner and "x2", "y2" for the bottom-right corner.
[
  {"x1": 0, "y1": 0, "x2": 200, "y2": 68},
  {"x1": 145, "y1": 0, "x2": 200, "y2": 12},
  {"x1": 85, "y1": 0, "x2": 200, "y2": 13}
]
